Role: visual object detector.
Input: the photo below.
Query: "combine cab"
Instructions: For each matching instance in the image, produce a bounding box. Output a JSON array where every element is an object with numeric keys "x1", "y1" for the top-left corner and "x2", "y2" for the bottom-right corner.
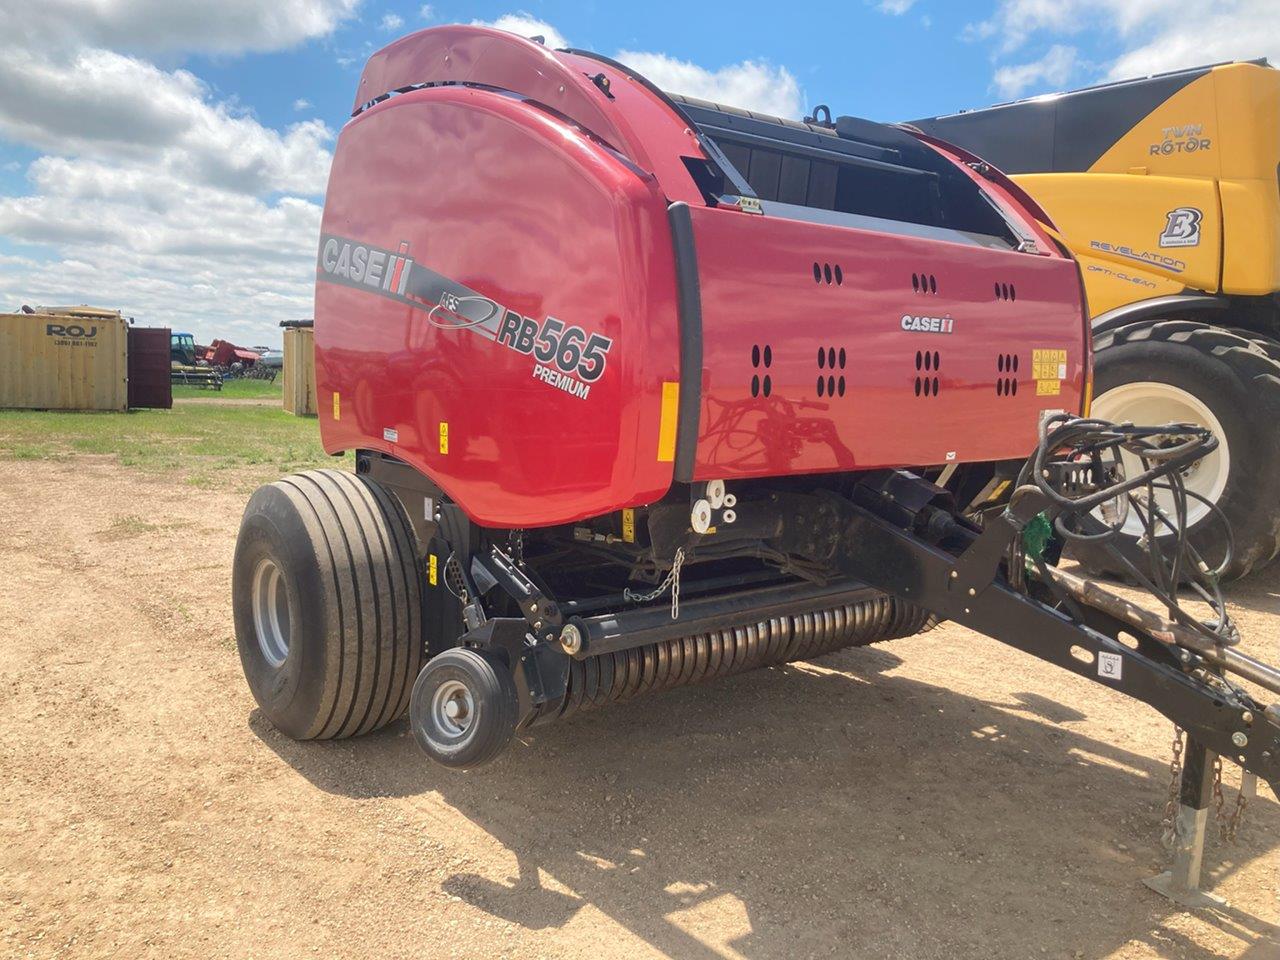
[{"x1": 230, "y1": 27, "x2": 1277, "y2": 900}]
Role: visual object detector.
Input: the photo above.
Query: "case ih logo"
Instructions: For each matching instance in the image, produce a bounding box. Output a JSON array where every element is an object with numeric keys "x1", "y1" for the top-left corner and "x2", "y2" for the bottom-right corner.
[
  {"x1": 901, "y1": 314, "x2": 954, "y2": 334},
  {"x1": 320, "y1": 237, "x2": 413, "y2": 294},
  {"x1": 317, "y1": 233, "x2": 612, "y2": 400}
]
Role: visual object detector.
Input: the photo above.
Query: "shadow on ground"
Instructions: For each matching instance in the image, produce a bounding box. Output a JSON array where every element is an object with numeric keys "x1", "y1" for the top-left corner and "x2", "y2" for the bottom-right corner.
[{"x1": 252, "y1": 643, "x2": 1279, "y2": 960}]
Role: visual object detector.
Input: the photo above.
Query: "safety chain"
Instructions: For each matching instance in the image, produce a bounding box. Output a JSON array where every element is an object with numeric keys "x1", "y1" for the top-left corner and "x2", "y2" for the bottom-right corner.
[
  {"x1": 1212, "y1": 755, "x2": 1249, "y2": 843},
  {"x1": 623, "y1": 548, "x2": 686, "y2": 620},
  {"x1": 1160, "y1": 725, "x2": 1184, "y2": 850},
  {"x1": 1160, "y1": 725, "x2": 1248, "y2": 847}
]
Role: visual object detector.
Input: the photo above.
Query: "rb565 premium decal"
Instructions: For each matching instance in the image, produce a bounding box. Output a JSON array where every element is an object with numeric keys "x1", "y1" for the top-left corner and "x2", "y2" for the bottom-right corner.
[{"x1": 318, "y1": 234, "x2": 612, "y2": 400}]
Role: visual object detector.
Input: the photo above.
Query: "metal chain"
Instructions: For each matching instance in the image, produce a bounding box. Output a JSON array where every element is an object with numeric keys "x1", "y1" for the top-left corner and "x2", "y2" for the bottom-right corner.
[
  {"x1": 1160, "y1": 725, "x2": 1184, "y2": 849},
  {"x1": 1226, "y1": 786, "x2": 1248, "y2": 842},
  {"x1": 623, "y1": 547, "x2": 686, "y2": 620},
  {"x1": 1213, "y1": 760, "x2": 1250, "y2": 843},
  {"x1": 1211, "y1": 755, "x2": 1227, "y2": 838}
]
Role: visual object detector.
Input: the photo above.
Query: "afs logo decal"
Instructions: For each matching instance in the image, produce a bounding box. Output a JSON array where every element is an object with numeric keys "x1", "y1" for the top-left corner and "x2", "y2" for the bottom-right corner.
[
  {"x1": 317, "y1": 234, "x2": 611, "y2": 400},
  {"x1": 1159, "y1": 207, "x2": 1202, "y2": 249}
]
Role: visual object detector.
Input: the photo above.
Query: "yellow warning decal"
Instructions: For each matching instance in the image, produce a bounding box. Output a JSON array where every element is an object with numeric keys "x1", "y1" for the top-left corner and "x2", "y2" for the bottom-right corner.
[
  {"x1": 1032, "y1": 348, "x2": 1067, "y2": 397},
  {"x1": 622, "y1": 508, "x2": 636, "y2": 543},
  {"x1": 439, "y1": 421, "x2": 449, "y2": 455},
  {"x1": 332, "y1": 391, "x2": 341, "y2": 421},
  {"x1": 657, "y1": 381, "x2": 680, "y2": 462},
  {"x1": 428, "y1": 554, "x2": 438, "y2": 587}
]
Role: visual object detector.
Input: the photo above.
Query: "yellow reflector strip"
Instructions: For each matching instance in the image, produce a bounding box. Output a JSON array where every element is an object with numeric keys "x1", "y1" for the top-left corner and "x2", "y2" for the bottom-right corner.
[
  {"x1": 1082, "y1": 373, "x2": 1094, "y2": 417},
  {"x1": 657, "y1": 381, "x2": 680, "y2": 462},
  {"x1": 428, "y1": 554, "x2": 438, "y2": 586},
  {"x1": 439, "y1": 421, "x2": 449, "y2": 455},
  {"x1": 332, "y1": 391, "x2": 341, "y2": 421}
]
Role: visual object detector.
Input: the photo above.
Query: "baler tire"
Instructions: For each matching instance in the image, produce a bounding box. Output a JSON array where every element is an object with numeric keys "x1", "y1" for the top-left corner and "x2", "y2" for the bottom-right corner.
[
  {"x1": 1073, "y1": 320, "x2": 1280, "y2": 581},
  {"x1": 232, "y1": 469, "x2": 424, "y2": 741},
  {"x1": 409, "y1": 648, "x2": 518, "y2": 769}
]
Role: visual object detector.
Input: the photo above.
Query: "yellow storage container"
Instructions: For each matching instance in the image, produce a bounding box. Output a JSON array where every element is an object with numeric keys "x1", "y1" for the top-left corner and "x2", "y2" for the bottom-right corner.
[
  {"x1": 282, "y1": 326, "x2": 317, "y2": 417},
  {"x1": 0, "y1": 308, "x2": 129, "y2": 411}
]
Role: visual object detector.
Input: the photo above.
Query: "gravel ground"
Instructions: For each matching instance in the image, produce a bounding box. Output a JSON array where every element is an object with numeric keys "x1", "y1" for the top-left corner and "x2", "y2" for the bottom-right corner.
[{"x1": 1, "y1": 457, "x2": 1276, "y2": 959}]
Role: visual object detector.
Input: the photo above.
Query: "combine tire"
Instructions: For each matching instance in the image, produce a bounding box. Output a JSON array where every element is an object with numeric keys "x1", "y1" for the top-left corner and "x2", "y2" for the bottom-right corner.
[
  {"x1": 1078, "y1": 320, "x2": 1280, "y2": 581},
  {"x1": 232, "y1": 469, "x2": 424, "y2": 740},
  {"x1": 409, "y1": 648, "x2": 519, "y2": 769}
]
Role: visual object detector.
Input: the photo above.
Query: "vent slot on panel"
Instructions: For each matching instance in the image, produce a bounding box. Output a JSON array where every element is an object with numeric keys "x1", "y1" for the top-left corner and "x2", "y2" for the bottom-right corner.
[
  {"x1": 996, "y1": 352, "x2": 1019, "y2": 396},
  {"x1": 751, "y1": 343, "x2": 773, "y2": 397},
  {"x1": 912, "y1": 272, "x2": 938, "y2": 294},
  {"x1": 816, "y1": 345, "x2": 847, "y2": 397},
  {"x1": 994, "y1": 281, "x2": 1017, "y2": 301},
  {"x1": 813, "y1": 261, "x2": 844, "y2": 285},
  {"x1": 914, "y1": 349, "x2": 941, "y2": 398}
]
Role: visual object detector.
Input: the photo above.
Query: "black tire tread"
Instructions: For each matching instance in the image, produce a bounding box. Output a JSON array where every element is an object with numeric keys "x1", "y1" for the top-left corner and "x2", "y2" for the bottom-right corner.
[
  {"x1": 1087, "y1": 320, "x2": 1280, "y2": 579},
  {"x1": 275, "y1": 469, "x2": 422, "y2": 740}
]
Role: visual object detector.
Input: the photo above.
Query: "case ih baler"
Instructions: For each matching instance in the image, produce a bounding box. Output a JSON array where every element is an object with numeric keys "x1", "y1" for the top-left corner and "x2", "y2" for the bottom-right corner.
[{"x1": 233, "y1": 28, "x2": 1279, "y2": 872}]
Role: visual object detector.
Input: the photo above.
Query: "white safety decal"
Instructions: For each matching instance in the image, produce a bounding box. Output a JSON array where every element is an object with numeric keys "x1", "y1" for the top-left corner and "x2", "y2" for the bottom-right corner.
[{"x1": 1098, "y1": 651, "x2": 1123, "y2": 681}]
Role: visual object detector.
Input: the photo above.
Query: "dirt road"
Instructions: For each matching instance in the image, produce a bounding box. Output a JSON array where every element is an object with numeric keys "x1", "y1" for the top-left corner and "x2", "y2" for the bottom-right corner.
[{"x1": 1, "y1": 458, "x2": 1276, "y2": 959}]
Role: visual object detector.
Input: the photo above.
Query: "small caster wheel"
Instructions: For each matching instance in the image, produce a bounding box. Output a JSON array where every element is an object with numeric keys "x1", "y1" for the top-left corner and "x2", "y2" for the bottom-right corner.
[{"x1": 410, "y1": 648, "x2": 518, "y2": 768}]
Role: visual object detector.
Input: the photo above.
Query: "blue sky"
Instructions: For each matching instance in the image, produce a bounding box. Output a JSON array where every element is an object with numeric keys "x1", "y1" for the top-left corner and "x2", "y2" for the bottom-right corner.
[{"x1": 0, "y1": 1, "x2": 1274, "y2": 346}]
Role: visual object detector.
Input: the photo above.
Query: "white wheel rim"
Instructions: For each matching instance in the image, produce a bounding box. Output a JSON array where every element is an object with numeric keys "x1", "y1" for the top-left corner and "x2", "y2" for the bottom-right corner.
[
  {"x1": 431, "y1": 680, "x2": 476, "y2": 739},
  {"x1": 251, "y1": 557, "x2": 291, "y2": 667},
  {"x1": 1090, "y1": 381, "x2": 1230, "y2": 535}
]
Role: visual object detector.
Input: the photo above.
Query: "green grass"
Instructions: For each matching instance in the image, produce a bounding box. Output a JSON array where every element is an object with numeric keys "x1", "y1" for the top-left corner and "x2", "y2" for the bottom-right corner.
[{"x1": 0, "y1": 386, "x2": 348, "y2": 489}]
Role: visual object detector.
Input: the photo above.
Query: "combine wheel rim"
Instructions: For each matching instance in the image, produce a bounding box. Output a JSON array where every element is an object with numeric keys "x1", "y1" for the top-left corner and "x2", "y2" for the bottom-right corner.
[{"x1": 1090, "y1": 380, "x2": 1229, "y2": 535}]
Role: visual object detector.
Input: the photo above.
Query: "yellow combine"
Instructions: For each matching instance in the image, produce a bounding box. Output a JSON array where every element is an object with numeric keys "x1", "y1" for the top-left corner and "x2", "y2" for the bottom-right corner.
[{"x1": 916, "y1": 60, "x2": 1280, "y2": 579}]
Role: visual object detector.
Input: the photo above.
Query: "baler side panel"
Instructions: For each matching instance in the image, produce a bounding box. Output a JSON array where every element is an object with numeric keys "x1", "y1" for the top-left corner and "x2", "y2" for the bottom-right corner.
[
  {"x1": 316, "y1": 87, "x2": 680, "y2": 528},
  {"x1": 688, "y1": 206, "x2": 1088, "y2": 480}
]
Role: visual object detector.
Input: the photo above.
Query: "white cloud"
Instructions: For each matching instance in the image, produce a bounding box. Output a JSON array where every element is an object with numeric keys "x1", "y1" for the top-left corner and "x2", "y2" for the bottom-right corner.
[
  {"x1": 0, "y1": 48, "x2": 332, "y2": 197},
  {"x1": 474, "y1": 13, "x2": 803, "y2": 116},
  {"x1": 972, "y1": 0, "x2": 1280, "y2": 86},
  {"x1": 419, "y1": 4, "x2": 435, "y2": 19},
  {"x1": 616, "y1": 51, "x2": 803, "y2": 117},
  {"x1": 992, "y1": 44, "x2": 1079, "y2": 98},
  {"x1": 0, "y1": 157, "x2": 321, "y2": 342},
  {"x1": 380, "y1": 12, "x2": 404, "y2": 31},
  {"x1": 876, "y1": 0, "x2": 917, "y2": 13},
  {"x1": 471, "y1": 13, "x2": 570, "y2": 51},
  {"x1": 1105, "y1": 2, "x2": 1280, "y2": 79},
  {"x1": 293, "y1": 98, "x2": 313, "y2": 111},
  {"x1": 0, "y1": 0, "x2": 359, "y2": 55}
]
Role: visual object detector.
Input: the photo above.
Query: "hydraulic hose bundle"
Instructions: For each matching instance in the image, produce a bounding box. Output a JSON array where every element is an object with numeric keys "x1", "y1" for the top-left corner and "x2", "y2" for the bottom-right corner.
[{"x1": 1019, "y1": 413, "x2": 1238, "y2": 650}]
